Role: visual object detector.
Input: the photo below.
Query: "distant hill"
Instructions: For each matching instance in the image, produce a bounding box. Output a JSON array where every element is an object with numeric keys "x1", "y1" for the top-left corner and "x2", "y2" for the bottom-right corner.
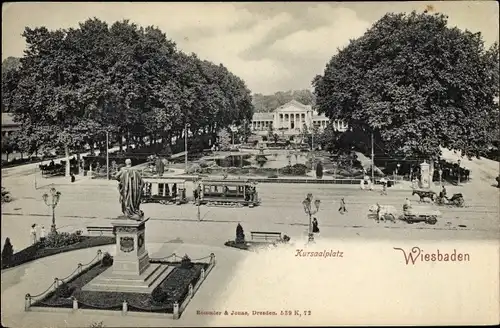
[{"x1": 252, "y1": 89, "x2": 315, "y2": 113}]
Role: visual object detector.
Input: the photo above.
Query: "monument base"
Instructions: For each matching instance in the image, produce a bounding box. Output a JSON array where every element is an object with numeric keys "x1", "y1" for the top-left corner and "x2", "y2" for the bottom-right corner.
[
  {"x1": 82, "y1": 262, "x2": 173, "y2": 293},
  {"x1": 82, "y1": 217, "x2": 171, "y2": 293}
]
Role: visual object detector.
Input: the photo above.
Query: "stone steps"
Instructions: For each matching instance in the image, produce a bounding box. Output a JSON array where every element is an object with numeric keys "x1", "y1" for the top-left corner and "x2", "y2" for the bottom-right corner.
[{"x1": 82, "y1": 262, "x2": 173, "y2": 293}]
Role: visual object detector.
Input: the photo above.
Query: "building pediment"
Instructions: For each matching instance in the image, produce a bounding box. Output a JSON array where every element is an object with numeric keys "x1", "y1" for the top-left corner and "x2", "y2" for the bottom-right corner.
[{"x1": 274, "y1": 100, "x2": 311, "y2": 113}]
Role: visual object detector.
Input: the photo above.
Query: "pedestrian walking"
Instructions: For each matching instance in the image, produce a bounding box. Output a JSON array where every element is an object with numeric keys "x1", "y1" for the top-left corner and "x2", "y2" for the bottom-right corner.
[
  {"x1": 403, "y1": 198, "x2": 411, "y2": 212},
  {"x1": 312, "y1": 217, "x2": 320, "y2": 233},
  {"x1": 40, "y1": 226, "x2": 46, "y2": 242},
  {"x1": 380, "y1": 177, "x2": 387, "y2": 195},
  {"x1": 338, "y1": 198, "x2": 347, "y2": 214},
  {"x1": 30, "y1": 224, "x2": 37, "y2": 245}
]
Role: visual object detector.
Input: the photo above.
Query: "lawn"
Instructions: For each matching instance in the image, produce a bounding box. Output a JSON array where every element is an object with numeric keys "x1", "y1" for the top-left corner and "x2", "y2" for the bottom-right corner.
[
  {"x1": 1, "y1": 236, "x2": 115, "y2": 270},
  {"x1": 224, "y1": 240, "x2": 281, "y2": 251},
  {"x1": 32, "y1": 259, "x2": 209, "y2": 313}
]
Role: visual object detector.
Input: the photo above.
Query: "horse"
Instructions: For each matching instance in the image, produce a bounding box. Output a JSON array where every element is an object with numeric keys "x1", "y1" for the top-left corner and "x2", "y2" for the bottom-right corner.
[
  {"x1": 368, "y1": 204, "x2": 398, "y2": 223},
  {"x1": 412, "y1": 190, "x2": 436, "y2": 203}
]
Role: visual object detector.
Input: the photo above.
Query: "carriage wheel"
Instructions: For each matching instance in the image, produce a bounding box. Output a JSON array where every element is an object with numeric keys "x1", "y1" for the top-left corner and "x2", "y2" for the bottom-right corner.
[
  {"x1": 456, "y1": 198, "x2": 464, "y2": 207},
  {"x1": 426, "y1": 216, "x2": 437, "y2": 225}
]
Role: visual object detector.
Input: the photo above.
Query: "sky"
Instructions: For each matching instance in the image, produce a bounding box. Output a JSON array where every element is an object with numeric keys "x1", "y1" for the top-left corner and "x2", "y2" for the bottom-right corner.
[{"x1": 2, "y1": 1, "x2": 499, "y2": 94}]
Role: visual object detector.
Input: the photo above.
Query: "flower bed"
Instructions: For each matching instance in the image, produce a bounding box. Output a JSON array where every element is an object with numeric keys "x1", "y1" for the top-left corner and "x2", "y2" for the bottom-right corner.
[
  {"x1": 1, "y1": 236, "x2": 115, "y2": 270},
  {"x1": 32, "y1": 259, "x2": 209, "y2": 314},
  {"x1": 189, "y1": 163, "x2": 309, "y2": 177},
  {"x1": 224, "y1": 240, "x2": 280, "y2": 251}
]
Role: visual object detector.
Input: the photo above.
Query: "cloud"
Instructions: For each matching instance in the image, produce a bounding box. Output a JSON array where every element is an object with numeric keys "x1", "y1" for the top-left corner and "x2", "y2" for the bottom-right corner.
[
  {"x1": 270, "y1": 6, "x2": 371, "y2": 60},
  {"x1": 177, "y1": 12, "x2": 294, "y2": 93}
]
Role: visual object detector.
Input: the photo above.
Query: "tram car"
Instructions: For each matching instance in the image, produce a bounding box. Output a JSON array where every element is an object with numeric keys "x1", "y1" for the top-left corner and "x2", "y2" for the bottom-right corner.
[
  {"x1": 198, "y1": 179, "x2": 260, "y2": 207},
  {"x1": 142, "y1": 178, "x2": 188, "y2": 205}
]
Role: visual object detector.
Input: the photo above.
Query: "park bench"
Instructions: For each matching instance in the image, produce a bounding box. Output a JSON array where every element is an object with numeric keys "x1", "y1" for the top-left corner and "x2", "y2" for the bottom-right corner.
[
  {"x1": 86, "y1": 226, "x2": 114, "y2": 237},
  {"x1": 250, "y1": 231, "x2": 282, "y2": 242}
]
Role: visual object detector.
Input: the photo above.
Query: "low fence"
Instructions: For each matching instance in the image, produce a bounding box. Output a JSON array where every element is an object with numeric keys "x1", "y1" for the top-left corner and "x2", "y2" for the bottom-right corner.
[
  {"x1": 150, "y1": 252, "x2": 216, "y2": 319},
  {"x1": 162, "y1": 174, "x2": 397, "y2": 186},
  {"x1": 25, "y1": 249, "x2": 103, "y2": 311},
  {"x1": 25, "y1": 251, "x2": 216, "y2": 320}
]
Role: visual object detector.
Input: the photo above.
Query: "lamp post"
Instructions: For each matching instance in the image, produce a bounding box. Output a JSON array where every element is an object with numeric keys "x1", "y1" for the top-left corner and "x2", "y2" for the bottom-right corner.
[
  {"x1": 438, "y1": 167, "x2": 443, "y2": 188},
  {"x1": 457, "y1": 159, "x2": 461, "y2": 185},
  {"x1": 42, "y1": 188, "x2": 61, "y2": 234},
  {"x1": 395, "y1": 163, "x2": 401, "y2": 184},
  {"x1": 184, "y1": 123, "x2": 189, "y2": 172},
  {"x1": 106, "y1": 131, "x2": 109, "y2": 180},
  {"x1": 302, "y1": 193, "x2": 321, "y2": 243}
]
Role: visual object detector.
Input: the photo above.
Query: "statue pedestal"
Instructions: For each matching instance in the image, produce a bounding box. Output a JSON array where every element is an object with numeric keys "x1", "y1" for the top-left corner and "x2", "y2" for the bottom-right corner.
[{"x1": 82, "y1": 217, "x2": 172, "y2": 293}]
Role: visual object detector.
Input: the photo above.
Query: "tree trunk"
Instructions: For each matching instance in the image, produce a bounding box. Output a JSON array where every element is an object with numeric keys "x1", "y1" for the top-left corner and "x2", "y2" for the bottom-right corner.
[
  {"x1": 118, "y1": 137, "x2": 123, "y2": 152},
  {"x1": 76, "y1": 153, "x2": 81, "y2": 175},
  {"x1": 65, "y1": 144, "x2": 70, "y2": 177}
]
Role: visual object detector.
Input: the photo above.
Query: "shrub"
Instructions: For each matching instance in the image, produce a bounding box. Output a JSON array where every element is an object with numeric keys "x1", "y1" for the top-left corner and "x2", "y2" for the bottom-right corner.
[
  {"x1": 186, "y1": 164, "x2": 202, "y2": 174},
  {"x1": 101, "y1": 252, "x2": 113, "y2": 267},
  {"x1": 268, "y1": 174, "x2": 278, "y2": 179},
  {"x1": 43, "y1": 232, "x2": 84, "y2": 248},
  {"x1": 198, "y1": 160, "x2": 210, "y2": 168},
  {"x1": 181, "y1": 254, "x2": 193, "y2": 269},
  {"x1": 279, "y1": 163, "x2": 308, "y2": 176},
  {"x1": 316, "y1": 162, "x2": 324, "y2": 179},
  {"x1": 1, "y1": 187, "x2": 12, "y2": 203},
  {"x1": 235, "y1": 223, "x2": 245, "y2": 243},
  {"x1": 55, "y1": 282, "x2": 73, "y2": 298},
  {"x1": 151, "y1": 287, "x2": 169, "y2": 304},
  {"x1": 89, "y1": 322, "x2": 104, "y2": 328},
  {"x1": 1, "y1": 237, "x2": 14, "y2": 267}
]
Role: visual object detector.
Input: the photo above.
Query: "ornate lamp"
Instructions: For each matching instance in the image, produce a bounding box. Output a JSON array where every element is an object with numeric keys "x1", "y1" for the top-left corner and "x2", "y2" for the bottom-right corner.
[
  {"x1": 43, "y1": 188, "x2": 62, "y2": 234},
  {"x1": 302, "y1": 194, "x2": 320, "y2": 242}
]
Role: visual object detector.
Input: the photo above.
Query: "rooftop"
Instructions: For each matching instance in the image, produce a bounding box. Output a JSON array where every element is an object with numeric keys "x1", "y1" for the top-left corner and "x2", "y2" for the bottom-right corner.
[{"x1": 1, "y1": 112, "x2": 17, "y2": 126}]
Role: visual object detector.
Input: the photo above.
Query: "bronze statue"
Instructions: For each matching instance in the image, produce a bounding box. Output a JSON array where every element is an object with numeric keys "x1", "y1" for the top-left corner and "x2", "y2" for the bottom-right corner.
[{"x1": 115, "y1": 159, "x2": 144, "y2": 220}]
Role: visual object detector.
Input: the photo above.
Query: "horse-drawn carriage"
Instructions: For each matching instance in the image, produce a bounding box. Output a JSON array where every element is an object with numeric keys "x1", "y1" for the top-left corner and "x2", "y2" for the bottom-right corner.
[
  {"x1": 198, "y1": 179, "x2": 260, "y2": 207},
  {"x1": 141, "y1": 178, "x2": 188, "y2": 205},
  {"x1": 39, "y1": 163, "x2": 65, "y2": 178},
  {"x1": 412, "y1": 188, "x2": 465, "y2": 207},
  {"x1": 435, "y1": 193, "x2": 464, "y2": 207},
  {"x1": 412, "y1": 189, "x2": 436, "y2": 203},
  {"x1": 400, "y1": 206, "x2": 440, "y2": 225},
  {"x1": 368, "y1": 204, "x2": 441, "y2": 225}
]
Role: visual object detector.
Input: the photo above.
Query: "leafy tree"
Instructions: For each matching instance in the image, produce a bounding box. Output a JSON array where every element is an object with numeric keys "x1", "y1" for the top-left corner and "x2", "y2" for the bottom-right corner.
[
  {"x1": 252, "y1": 89, "x2": 315, "y2": 113},
  {"x1": 1, "y1": 134, "x2": 17, "y2": 162},
  {"x1": 1, "y1": 237, "x2": 14, "y2": 267},
  {"x1": 313, "y1": 11, "x2": 499, "y2": 160},
  {"x1": 217, "y1": 129, "x2": 231, "y2": 150},
  {"x1": 3, "y1": 18, "x2": 254, "y2": 171}
]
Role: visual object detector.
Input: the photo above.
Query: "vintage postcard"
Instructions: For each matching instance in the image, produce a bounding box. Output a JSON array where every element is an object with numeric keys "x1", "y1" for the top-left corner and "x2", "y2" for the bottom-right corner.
[{"x1": 1, "y1": 1, "x2": 499, "y2": 327}]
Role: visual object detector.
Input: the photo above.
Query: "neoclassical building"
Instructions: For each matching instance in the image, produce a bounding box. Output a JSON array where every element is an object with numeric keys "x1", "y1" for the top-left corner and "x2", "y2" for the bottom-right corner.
[
  {"x1": 251, "y1": 100, "x2": 347, "y2": 136},
  {"x1": 1, "y1": 113, "x2": 20, "y2": 137}
]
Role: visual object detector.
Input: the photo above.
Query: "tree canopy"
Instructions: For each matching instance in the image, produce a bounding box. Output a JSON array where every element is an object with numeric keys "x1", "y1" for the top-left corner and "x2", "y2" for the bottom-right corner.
[
  {"x1": 313, "y1": 11, "x2": 499, "y2": 160},
  {"x1": 2, "y1": 18, "x2": 254, "y2": 168}
]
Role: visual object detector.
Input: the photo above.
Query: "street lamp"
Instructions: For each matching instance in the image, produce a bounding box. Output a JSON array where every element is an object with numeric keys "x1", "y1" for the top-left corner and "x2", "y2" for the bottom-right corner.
[
  {"x1": 42, "y1": 188, "x2": 61, "y2": 234},
  {"x1": 438, "y1": 167, "x2": 443, "y2": 188},
  {"x1": 457, "y1": 159, "x2": 461, "y2": 185},
  {"x1": 302, "y1": 193, "x2": 321, "y2": 243},
  {"x1": 184, "y1": 123, "x2": 189, "y2": 172},
  {"x1": 396, "y1": 163, "x2": 401, "y2": 183}
]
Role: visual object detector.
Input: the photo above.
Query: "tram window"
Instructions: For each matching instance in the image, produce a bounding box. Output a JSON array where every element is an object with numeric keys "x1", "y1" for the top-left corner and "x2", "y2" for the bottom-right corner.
[{"x1": 159, "y1": 183, "x2": 164, "y2": 196}]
